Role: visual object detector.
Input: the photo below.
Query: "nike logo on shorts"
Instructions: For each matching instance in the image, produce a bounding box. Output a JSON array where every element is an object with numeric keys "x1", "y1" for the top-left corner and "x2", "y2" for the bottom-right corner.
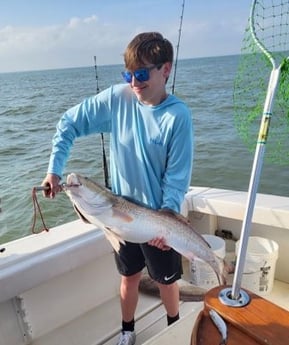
[{"x1": 164, "y1": 272, "x2": 177, "y2": 282}]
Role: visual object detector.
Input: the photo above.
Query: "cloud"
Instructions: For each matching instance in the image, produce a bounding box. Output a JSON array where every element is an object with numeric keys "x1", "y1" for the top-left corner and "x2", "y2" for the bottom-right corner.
[
  {"x1": 0, "y1": 10, "x2": 248, "y2": 73},
  {"x1": 179, "y1": 17, "x2": 246, "y2": 58},
  {"x1": 0, "y1": 15, "x2": 129, "y2": 72}
]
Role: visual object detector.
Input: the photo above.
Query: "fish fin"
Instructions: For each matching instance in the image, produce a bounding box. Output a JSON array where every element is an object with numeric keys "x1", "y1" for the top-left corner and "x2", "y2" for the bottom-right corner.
[
  {"x1": 112, "y1": 208, "x2": 134, "y2": 222},
  {"x1": 215, "y1": 259, "x2": 227, "y2": 285},
  {"x1": 102, "y1": 226, "x2": 126, "y2": 252},
  {"x1": 73, "y1": 205, "x2": 91, "y2": 224},
  {"x1": 159, "y1": 209, "x2": 212, "y2": 248},
  {"x1": 220, "y1": 259, "x2": 227, "y2": 285},
  {"x1": 159, "y1": 208, "x2": 191, "y2": 225},
  {"x1": 215, "y1": 271, "x2": 227, "y2": 286}
]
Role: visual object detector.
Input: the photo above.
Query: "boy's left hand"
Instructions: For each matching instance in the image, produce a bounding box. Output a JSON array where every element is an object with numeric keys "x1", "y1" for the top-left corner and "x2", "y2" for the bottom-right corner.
[{"x1": 148, "y1": 237, "x2": 171, "y2": 251}]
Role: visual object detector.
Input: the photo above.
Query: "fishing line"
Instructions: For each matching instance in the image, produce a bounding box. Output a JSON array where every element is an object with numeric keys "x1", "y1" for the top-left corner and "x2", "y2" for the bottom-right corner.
[
  {"x1": 31, "y1": 183, "x2": 80, "y2": 234},
  {"x1": 31, "y1": 187, "x2": 50, "y2": 234}
]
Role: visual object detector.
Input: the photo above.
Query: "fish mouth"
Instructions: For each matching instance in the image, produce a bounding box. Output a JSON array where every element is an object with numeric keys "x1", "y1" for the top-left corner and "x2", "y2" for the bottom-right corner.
[
  {"x1": 61, "y1": 173, "x2": 81, "y2": 191},
  {"x1": 66, "y1": 173, "x2": 81, "y2": 186}
]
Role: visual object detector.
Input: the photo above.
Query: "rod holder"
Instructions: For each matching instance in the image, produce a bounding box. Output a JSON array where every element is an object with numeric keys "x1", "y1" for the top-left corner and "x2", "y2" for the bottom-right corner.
[{"x1": 218, "y1": 287, "x2": 250, "y2": 307}]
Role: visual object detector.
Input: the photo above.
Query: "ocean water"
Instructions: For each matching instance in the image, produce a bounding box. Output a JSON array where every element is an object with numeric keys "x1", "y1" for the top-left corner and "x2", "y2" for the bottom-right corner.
[{"x1": 0, "y1": 55, "x2": 288, "y2": 244}]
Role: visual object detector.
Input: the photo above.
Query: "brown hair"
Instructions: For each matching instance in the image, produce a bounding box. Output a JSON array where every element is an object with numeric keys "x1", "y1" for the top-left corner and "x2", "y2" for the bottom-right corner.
[{"x1": 124, "y1": 32, "x2": 173, "y2": 70}]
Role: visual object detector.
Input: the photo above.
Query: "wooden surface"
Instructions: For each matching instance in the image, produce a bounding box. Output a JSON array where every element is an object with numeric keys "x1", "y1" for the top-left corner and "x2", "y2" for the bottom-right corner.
[{"x1": 191, "y1": 286, "x2": 289, "y2": 345}]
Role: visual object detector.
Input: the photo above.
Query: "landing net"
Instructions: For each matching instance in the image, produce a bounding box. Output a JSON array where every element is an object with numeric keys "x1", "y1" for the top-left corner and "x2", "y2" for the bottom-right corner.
[{"x1": 234, "y1": 0, "x2": 289, "y2": 165}]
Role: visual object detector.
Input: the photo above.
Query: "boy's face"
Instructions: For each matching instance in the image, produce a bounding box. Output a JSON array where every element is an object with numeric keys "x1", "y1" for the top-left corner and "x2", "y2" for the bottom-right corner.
[{"x1": 124, "y1": 62, "x2": 171, "y2": 106}]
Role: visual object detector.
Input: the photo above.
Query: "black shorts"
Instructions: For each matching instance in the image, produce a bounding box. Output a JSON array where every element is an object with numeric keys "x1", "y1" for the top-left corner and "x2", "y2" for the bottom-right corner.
[{"x1": 114, "y1": 241, "x2": 183, "y2": 285}]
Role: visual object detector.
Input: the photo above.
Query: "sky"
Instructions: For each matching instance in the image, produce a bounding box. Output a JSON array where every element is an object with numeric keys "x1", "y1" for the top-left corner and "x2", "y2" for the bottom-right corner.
[{"x1": 0, "y1": 0, "x2": 253, "y2": 73}]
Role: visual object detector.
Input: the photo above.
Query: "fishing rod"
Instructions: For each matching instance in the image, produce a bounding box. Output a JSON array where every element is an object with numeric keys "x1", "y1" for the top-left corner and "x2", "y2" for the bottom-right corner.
[
  {"x1": 94, "y1": 55, "x2": 100, "y2": 94},
  {"x1": 94, "y1": 56, "x2": 110, "y2": 189},
  {"x1": 31, "y1": 59, "x2": 110, "y2": 234},
  {"x1": 171, "y1": 0, "x2": 185, "y2": 95}
]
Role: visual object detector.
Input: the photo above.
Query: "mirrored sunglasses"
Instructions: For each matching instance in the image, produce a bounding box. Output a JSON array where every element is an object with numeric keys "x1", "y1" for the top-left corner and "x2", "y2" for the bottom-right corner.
[{"x1": 121, "y1": 64, "x2": 162, "y2": 83}]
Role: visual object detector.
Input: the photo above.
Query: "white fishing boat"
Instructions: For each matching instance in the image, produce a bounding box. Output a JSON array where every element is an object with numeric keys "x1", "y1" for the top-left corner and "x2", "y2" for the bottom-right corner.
[
  {"x1": 1, "y1": 0, "x2": 289, "y2": 342},
  {"x1": 1, "y1": 185, "x2": 289, "y2": 345}
]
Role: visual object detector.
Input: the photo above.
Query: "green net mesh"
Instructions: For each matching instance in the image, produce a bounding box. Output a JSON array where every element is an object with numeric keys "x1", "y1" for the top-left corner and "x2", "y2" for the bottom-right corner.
[{"x1": 234, "y1": 0, "x2": 289, "y2": 165}]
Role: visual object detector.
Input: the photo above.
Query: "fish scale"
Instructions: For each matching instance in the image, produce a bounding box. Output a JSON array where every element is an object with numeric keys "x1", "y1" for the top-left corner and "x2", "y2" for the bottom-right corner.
[{"x1": 64, "y1": 173, "x2": 226, "y2": 285}]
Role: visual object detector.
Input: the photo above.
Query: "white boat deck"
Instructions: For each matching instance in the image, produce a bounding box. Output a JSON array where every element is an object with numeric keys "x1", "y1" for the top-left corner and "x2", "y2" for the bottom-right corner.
[
  {"x1": 30, "y1": 293, "x2": 202, "y2": 345},
  {"x1": 1, "y1": 186, "x2": 289, "y2": 345},
  {"x1": 29, "y1": 279, "x2": 288, "y2": 345},
  {"x1": 0, "y1": 221, "x2": 203, "y2": 345}
]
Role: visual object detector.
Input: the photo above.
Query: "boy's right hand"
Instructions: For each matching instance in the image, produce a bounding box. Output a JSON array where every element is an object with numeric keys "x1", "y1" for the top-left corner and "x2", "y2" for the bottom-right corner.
[{"x1": 41, "y1": 173, "x2": 61, "y2": 199}]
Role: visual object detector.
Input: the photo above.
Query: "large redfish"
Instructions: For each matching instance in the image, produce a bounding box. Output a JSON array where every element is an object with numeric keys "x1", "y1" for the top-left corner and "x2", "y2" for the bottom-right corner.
[{"x1": 63, "y1": 173, "x2": 226, "y2": 285}]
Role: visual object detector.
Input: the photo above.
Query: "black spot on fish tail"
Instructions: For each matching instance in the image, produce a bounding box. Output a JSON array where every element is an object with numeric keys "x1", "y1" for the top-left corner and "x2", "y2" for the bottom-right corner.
[{"x1": 204, "y1": 239, "x2": 211, "y2": 248}]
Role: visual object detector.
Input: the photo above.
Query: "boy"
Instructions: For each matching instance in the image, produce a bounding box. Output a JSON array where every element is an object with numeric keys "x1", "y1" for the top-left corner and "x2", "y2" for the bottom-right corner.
[{"x1": 42, "y1": 32, "x2": 193, "y2": 345}]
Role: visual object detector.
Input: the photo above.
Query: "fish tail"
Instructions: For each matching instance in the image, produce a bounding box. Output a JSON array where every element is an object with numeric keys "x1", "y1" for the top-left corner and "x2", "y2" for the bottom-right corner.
[
  {"x1": 216, "y1": 272, "x2": 227, "y2": 286},
  {"x1": 215, "y1": 259, "x2": 227, "y2": 286}
]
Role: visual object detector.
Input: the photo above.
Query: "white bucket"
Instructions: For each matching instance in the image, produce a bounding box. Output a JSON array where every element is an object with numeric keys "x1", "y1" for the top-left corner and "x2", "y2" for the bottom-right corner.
[
  {"x1": 190, "y1": 234, "x2": 225, "y2": 289},
  {"x1": 235, "y1": 236, "x2": 279, "y2": 295}
]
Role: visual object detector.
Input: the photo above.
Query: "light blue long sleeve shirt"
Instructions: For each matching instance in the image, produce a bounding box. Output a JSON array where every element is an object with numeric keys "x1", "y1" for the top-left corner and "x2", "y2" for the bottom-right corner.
[{"x1": 48, "y1": 84, "x2": 193, "y2": 212}]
